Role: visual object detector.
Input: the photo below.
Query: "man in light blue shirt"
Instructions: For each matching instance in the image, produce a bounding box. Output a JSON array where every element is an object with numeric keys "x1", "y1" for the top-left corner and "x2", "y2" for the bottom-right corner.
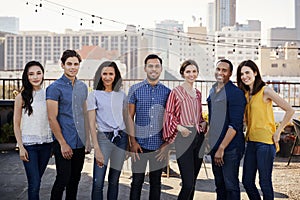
[{"x1": 46, "y1": 49, "x2": 91, "y2": 200}]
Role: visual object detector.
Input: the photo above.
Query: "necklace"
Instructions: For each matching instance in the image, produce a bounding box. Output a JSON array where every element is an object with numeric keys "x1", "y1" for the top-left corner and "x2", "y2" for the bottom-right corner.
[{"x1": 182, "y1": 83, "x2": 196, "y2": 98}]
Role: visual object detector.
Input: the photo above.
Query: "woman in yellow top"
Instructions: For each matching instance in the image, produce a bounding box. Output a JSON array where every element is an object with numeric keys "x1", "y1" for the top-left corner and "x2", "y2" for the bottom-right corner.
[{"x1": 236, "y1": 60, "x2": 294, "y2": 200}]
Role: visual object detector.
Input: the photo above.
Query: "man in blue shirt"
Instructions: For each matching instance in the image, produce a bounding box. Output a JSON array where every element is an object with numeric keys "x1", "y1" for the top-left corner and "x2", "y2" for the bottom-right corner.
[
  {"x1": 207, "y1": 59, "x2": 246, "y2": 200},
  {"x1": 46, "y1": 49, "x2": 91, "y2": 200},
  {"x1": 128, "y1": 54, "x2": 171, "y2": 200}
]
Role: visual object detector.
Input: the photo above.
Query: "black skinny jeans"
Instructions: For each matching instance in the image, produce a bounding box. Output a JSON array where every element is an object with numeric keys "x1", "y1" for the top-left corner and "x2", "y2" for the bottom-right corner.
[
  {"x1": 50, "y1": 140, "x2": 85, "y2": 200},
  {"x1": 175, "y1": 127, "x2": 205, "y2": 200}
]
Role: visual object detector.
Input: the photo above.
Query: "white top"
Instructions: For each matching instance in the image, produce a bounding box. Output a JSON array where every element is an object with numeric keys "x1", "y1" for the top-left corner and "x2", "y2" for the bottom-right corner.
[{"x1": 21, "y1": 89, "x2": 53, "y2": 145}]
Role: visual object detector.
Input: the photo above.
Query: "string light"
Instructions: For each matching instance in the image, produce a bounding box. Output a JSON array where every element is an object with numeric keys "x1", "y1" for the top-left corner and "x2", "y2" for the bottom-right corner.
[
  {"x1": 124, "y1": 29, "x2": 127, "y2": 40},
  {"x1": 23, "y1": 0, "x2": 300, "y2": 52}
]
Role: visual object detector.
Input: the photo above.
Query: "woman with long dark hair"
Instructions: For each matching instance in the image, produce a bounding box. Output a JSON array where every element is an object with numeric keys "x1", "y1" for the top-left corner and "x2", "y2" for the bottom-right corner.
[
  {"x1": 87, "y1": 61, "x2": 129, "y2": 200},
  {"x1": 13, "y1": 61, "x2": 53, "y2": 200},
  {"x1": 237, "y1": 60, "x2": 294, "y2": 200}
]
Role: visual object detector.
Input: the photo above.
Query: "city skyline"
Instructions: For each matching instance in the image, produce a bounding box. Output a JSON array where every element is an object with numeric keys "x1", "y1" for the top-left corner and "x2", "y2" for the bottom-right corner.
[{"x1": 0, "y1": 0, "x2": 295, "y2": 43}]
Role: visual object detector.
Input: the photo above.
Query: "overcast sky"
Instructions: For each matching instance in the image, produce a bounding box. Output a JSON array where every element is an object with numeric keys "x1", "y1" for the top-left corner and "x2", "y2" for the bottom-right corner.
[{"x1": 0, "y1": 0, "x2": 295, "y2": 41}]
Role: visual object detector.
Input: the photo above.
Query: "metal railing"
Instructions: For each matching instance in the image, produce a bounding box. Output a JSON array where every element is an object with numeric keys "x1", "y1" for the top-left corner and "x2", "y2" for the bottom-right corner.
[{"x1": 1, "y1": 78, "x2": 299, "y2": 107}]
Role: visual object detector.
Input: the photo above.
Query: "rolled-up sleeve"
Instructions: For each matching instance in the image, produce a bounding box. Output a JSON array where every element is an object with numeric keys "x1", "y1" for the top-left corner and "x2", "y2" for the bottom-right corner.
[
  {"x1": 87, "y1": 91, "x2": 97, "y2": 111},
  {"x1": 46, "y1": 84, "x2": 60, "y2": 101},
  {"x1": 163, "y1": 90, "x2": 180, "y2": 143}
]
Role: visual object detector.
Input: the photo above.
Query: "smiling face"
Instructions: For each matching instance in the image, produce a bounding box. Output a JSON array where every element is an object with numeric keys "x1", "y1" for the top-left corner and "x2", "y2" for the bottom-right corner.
[
  {"x1": 215, "y1": 61, "x2": 232, "y2": 84},
  {"x1": 101, "y1": 66, "x2": 115, "y2": 90},
  {"x1": 61, "y1": 56, "x2": 80, "y2": 79},
  {"x1": 182, "y1": 64, "x2": 198, "y2": 84},
  {"x1": 240, "y1": 66, "x2": 257, "y2": 88},
  {"x1": 144, "y1": 58, "x2": 162, "y2": 82},
  {"x1": 27, "y1": 65, "x2": 44, "y2": 90}
]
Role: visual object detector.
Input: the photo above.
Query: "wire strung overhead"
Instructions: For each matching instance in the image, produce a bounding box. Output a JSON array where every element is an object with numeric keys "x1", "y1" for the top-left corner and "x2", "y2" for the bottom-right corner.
[{"x1": 23, "y1": 0, "x2": 300, "y2": 52}]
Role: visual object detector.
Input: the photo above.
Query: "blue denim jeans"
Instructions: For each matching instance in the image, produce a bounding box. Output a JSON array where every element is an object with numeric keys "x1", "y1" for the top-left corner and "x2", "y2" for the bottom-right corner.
[
  {"x1": 130, "y1": 148, "x2": 165, "y2": 200},
  {"x1": 175, "y1": 127, "x2": 204, "y2": 200},
  {"x1": 23, "y1": 142, "x2": 52, "y2": 200},
  {"x1": 211, "y1": 148, "x2": 244, "y2": 200},
  {"x1": 92, "y1": 131, "x2": 128, "y2": 200},
  {"x1": 242, "y1": 141, "x2": 276, "y2": 200}
]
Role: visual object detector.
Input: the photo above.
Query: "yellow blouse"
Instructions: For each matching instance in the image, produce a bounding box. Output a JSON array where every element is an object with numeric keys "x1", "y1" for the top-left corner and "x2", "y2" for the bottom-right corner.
[{"x1": 245, "y1": 86, "x2": 276, "y2": 144}]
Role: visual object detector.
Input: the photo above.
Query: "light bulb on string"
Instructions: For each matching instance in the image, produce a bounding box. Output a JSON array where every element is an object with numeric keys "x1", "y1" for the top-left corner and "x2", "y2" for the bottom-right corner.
[
  {"x1": 91, "y1": 14, "x2": 95, "y2": 24},
  {"x1": 124, "y1": 29, "x2": 127, "y2": 40},
  {"x1": 141, "y1": 32, "x2": 144, "y2": 40},
  {"x1": 34, "y1": 4, "x2": 39, "y2": 13}
]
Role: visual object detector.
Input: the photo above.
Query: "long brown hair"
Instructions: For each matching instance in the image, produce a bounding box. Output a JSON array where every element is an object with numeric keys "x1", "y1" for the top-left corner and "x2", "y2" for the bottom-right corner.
[{"x1": 236, "y1": 60, "x2": 265, "y2": 95}]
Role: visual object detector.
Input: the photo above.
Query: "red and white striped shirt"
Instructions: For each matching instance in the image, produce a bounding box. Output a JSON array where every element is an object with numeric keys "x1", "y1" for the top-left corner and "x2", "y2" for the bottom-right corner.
[{"x1": 163, "y1": 85, "x2": 205, "y2": 143}]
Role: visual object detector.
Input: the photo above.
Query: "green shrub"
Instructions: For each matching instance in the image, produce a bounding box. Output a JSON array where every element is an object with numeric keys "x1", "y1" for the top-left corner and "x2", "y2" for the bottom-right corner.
[{"x1": 0, "y1": 123, "x2": 15, "y2": 143}]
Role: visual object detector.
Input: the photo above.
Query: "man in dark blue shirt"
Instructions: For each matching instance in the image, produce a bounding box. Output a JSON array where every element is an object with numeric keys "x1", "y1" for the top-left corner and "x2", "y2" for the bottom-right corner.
[
  {"x1": 207, "y1": 59, "x2": 246, "y2": 200},
  {"x1": 46, "y1": 49, "x2": 91, "y2": 200}
]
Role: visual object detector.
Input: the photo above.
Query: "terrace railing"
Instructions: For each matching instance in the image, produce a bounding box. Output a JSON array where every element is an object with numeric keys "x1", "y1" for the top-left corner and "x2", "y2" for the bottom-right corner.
[{"x1": 1, "y1": 78, "x2": 299, "y2": 107}]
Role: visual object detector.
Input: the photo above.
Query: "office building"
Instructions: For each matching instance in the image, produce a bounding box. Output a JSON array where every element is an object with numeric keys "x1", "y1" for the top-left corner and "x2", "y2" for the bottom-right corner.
[
  {"x1": 215, "y1": 0, "x2": 236, "y2": 31},
  {"x1": 0, "y1": 17, "x2": 19, "y2": 34}
]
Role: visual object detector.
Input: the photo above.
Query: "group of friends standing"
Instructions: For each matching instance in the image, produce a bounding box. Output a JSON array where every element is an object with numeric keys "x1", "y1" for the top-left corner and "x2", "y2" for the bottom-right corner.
[{"x1": 13, "y1": 49, "x2": 295, "y2": 200}]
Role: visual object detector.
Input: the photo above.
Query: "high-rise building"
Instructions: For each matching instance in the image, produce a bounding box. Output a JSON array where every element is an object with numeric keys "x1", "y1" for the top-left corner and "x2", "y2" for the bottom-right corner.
[
  {"x1": 214, "y1": 21, "x2": 261, "y2": 76},
  {"x1": 258, "y1": 42, "x2": 300, "y2": 78},
  {"x1": 267, "y1": 27, "x2": 296, "y2": 48},
  {"x1": 215, "y1": 0, "x2": 236, "y2": 31},
  {"x1": 4, "y1": 29, "x2": 145, "y2": 78},
  {"x1": 267, "y1": 0, "x2": 300, "y2": 47},
  {"x1": 296, "y1": 0, "x2": 300, "y2": 44},
  {"x1": 152, "y1": 20, "x2": 184, "y2": 77},
  {"x1": 0, "y1": 17, "x2": 19, "y2": 34},
  {"x1": 207, "y1": 2, "x2": 215, "y2": 33}
]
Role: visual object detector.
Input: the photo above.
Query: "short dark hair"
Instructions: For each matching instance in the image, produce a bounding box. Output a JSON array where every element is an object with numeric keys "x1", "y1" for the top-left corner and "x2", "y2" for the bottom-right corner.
[
  {"x1": 60, "y1": 49, "x2": 82, "y2": 65},
  {"x1": 216, "y1": 59, "x2": 233, "y2": 72},
  {"x1": 179, "y1": 59, "x2": 199, "y2": 77},
  {"x1": 93, "y1": 61, "x2": 122, "y2": 91},
  {"x1": 144, "y1": 54, "x2": 162, "y2": 66}
]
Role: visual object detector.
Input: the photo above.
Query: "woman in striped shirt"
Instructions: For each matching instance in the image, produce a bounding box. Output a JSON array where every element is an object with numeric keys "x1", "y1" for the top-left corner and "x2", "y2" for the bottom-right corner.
[{"x1": 163, "y1": 59, "x2": 207, "y2": 200}]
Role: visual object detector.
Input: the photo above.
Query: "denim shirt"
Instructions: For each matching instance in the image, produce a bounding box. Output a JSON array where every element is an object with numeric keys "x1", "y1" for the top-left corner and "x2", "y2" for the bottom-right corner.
[
  {"x1": 46, "y1": 74, "x2": 88, "y2": 149},
  {"x1": 128, "y1": 80, "x2": 171, "y2": 150},
  {"x1": 207, "y1": 81, "x2": 246, "y2": 152}
]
